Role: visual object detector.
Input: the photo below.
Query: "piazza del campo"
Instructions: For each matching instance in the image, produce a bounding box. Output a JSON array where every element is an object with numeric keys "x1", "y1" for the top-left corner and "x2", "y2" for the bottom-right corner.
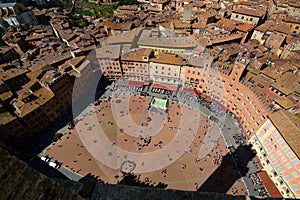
[{"x1": 0, "y1": 0, "x2": 300, "y2": 199}]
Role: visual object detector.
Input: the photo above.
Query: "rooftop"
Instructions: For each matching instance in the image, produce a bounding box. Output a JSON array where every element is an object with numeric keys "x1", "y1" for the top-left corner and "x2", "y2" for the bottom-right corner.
[
  {"x1": 0, "y1": 65, "x2": 28, "y2": 81},
  {"x1": 276, "y1": 71, "x2": 300, "y2": 94},
  {"x1": 0, "y1": 111, "x2": 16, "y2": 126},
  {"x1": 106, "y1": 28, "x2": 142, "y2": 45},
  {"x1": 0, "y1": 46, "x2": 14, "y2": 54},
  {"x1": 236, "y1": 21, "x2": 255, "y2": 32},
  {"x1": 255, "y1": 21, "x2": 273, "y2": 33},
  {"x1": 96, "y1": 45, "x2": 121, "y2": 59},
  {"x1": 284, "y1": 15, "x2": 300, "y2": 24},
  {"x1": 12, "y1": 81, "x2": 54, "y2": 117},
  {"x1": 138, "y1": 29, "x2": 197, "y2": 49},
  {"x1": 274, "y1": 96, "x2": 297, "y2": 110},
  {"x1": 121, "y1": 48, "x2": 153, "y2": 62},
  {"x1": 244, "y1": 73, "x2": 278, "y2": 106},
  {"x1": 216, "y1": 18, "x2": 236, "y2": 32},
  {"x1": 0, "y1": 90, "x2": 13, "y2": 102},
  {"x1": 232, "y1": 7, "x2": 266, "y2": 18},
  {"x1": 150, "y1": 52, "x2": 188, "y2": 65}
]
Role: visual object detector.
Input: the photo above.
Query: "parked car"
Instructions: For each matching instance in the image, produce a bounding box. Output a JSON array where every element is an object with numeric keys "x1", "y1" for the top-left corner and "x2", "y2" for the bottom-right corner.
[
  {"x1": 49, "y1": 161, "x2": 61, "y2": 169},
  {"x1": 40, "y1": 156, "x2": 50, "y2": 163}
]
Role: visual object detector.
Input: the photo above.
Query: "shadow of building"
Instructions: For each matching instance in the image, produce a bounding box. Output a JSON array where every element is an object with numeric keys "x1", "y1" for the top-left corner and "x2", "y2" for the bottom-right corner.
[
  {"x1": 118, "y1": 172, "x2": 168, "y2": 189},
  {"x1": 198, "y1": 144, "x2": 256, "y2": 194}
]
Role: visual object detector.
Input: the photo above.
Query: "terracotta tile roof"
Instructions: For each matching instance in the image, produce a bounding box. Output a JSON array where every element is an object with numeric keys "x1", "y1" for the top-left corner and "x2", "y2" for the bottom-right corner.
[
  {"x1": 286, "y1": 34, "x2": 300, "y2": 46},
  {"x1": 150, "y1": 52, "x2": 188, "y2": 66},
  {"x1": 0, "y1": 91, "x2": 13, "y2": 102},
  {"x1": 121, "y1": 48, "x2": 153, "y2": 62},
  {"x1": 261, "y1": 68, "x2": 280, "y2": 80},
  {"x1": 189, "y1": 2, "x2": 206, "y2": 8},
  {"x1": 104, "y1": 21, "x2": 135, "y2": 31},
  {"x1": 191, "y1": 20, "x2": 207, "y2": 29},
  {"x1": 173, "y1": 19, "x2": 191, "y2": 29},
  {"x1": 255, "y1": 155, "x2": 263, "y2": 169},
  {"x1": 28, "y1": 53, "x2": 72, "y2": 71},
  {"x1": 194, "y1": 9, "x2": 217, "y2": 20},
  {"x1": 210, "y1": 33, "x2": 244, "y2": 45},
  {"x1": 0, "y1": 66, "x2": 28, "y2": 82},
  {"x1": 39, "y1": 71, "x2": 56, "y2": 84},
  {"x1": 274, "y1": 96, "x2": 297, "y2": 109},
  {"x1": 13, "y1": 84, "x2": 54, "y2": 117},
  {"x1": 0, "y1": 111, "x2": 16, "y2": 126},
  {"x1": 205, "y1": 24, "x2": 229, "y2": 35},
  {"x1": 276, "y1": 72, "x2": 300, "y2": 94},
  {"x1": 269, "y1": 22, "x2": 290, "y2": 34},
  {"x1": 257, "y1": 171, "x2": 282, "y2": 198},
  {"x1": 66, "y1": 56, "x2": 86, "y2": 69},
  {"x1": 236, "y1": 22, "x2": 255, "y2": 32},
  {"x1": 255, "y1": 21, "x2": 273, "y2": 32},
  {"x1": 271, "y1": 82, "x2": 294, "y2": 95},
  {"x1": 284, "y1": 15, "x2": 300, "y2": 24},
  {"x1": 221, "y1": 43, "x2": 240, "y2": 56},
  {"x1": 232, "y1": 7, "x2": 266, "y2": 18},
  {"x1": 244, "y1": 73, "x2": 278, "y2": 106},
  {"x1": 193, "y1": 34, "x2": 212, "y2": 47},
  {"x1": 216, "y1": 18, "x2": 236, "y2": 32}
]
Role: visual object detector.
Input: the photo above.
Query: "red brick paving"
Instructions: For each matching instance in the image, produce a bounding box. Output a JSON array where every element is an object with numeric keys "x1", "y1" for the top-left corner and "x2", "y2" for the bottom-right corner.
[{"x1": 46, "y1": 94, "x2": 247, "y2": 195}]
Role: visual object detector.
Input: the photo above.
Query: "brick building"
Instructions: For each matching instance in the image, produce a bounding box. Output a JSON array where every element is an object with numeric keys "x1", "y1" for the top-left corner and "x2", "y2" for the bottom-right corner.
[
  {"x1": 96, "y1": 45, "x2": 122, "y2": 81},
  {"x1": 284, "y1": 16, "x2": 300, "y2": 35},
  {"x1": 180, "y1": 55, "x2": 269, "y2": 137},
  {"x1": 149, "y1": 52, "x2": 187, "y2": 90},
  {"x1": 230, "y1": 6, "x2": 266, "y2": 25},
  {"x1": 121, "y1": 48, "x2": 154, "y2": 85},
  {"x1": 249, "y1": 111, "x2": 300, "y2": 198}
]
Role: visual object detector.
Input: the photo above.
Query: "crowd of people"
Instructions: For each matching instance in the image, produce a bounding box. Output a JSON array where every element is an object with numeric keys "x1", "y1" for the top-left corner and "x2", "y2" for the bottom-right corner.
[
  {"x1": 114, "y1": 84, "x2": 143, "y2": 93},
  {"x1": 180, "y1": 91, "x2": 201, "y2": 105},
  {"x1": 257, "y1": 187, "x2": 269, "y2": 197},
  {"x1": 208, "y1": 102, "x2": 226, "y2": 117},
  {"x1": 212, "y1": 153, "x2": 223, "y2": 166},
  {"x1": 136, "y1": 135, "x2": 152, "y2": 151},
  {"x1": 249, "y1": 173, "x2": 263, "y2": 186},
  {"x1": 232, "y1": 133, "x2": 246, "y2": 145},
  {"x1": 151, "y1": 87, "x2": 174, "y2": 96}
]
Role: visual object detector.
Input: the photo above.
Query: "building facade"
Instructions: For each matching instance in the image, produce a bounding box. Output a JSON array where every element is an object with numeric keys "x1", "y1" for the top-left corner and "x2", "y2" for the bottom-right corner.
[
  {"x1": 249, "y1": 114, "x2": 300, "y2": 198},
  {"x1": 284, "y1": 16, "x2": 300, "y2": 35},
  {"x1": 230, "y1": 7, "x2": 266, "y2": 25},
  {"x1": 149, "y1": 52, "x2": 187, "y2": 88},
  {"x1": 121, "y1": 48, "x2": 153, "y2": 84},
  {"x1": 96, "y1": 45, "x2": 122, "y2": 81}
]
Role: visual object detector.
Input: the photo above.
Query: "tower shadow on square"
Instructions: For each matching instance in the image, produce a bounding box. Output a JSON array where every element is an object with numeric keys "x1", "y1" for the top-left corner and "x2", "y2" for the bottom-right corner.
[{"x1": 197, "y1": 144, "x2": 256, "y2": 194}]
